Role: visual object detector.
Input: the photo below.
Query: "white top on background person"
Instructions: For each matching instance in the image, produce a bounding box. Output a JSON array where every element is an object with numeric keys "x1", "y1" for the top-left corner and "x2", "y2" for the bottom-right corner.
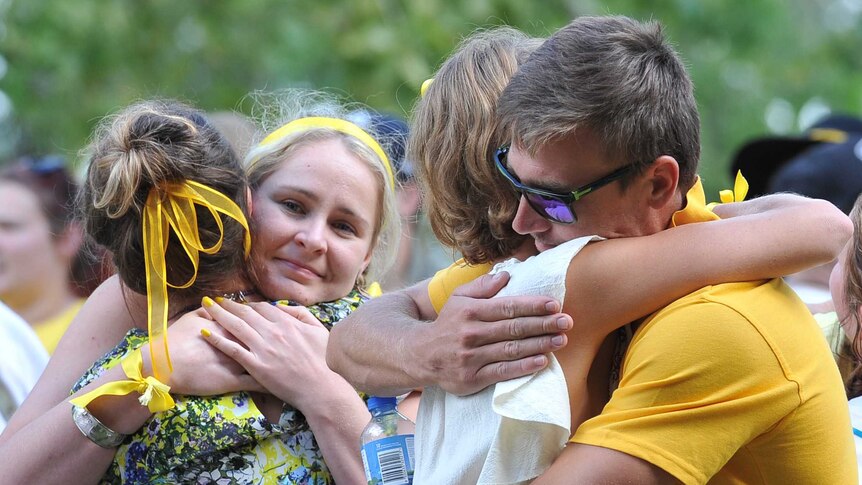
[{"x1": 0, "y1": 301, "x2": 48, "y2": 433}]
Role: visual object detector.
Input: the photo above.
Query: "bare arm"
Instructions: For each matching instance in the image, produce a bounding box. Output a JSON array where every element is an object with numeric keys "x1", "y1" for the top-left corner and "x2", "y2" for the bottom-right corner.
[
  {"x1": 533, "y1": 443, "x2": 680, "y2": 485},
  {"x1": 328, "y1": 274, "x2": 572, "y2": 396},
  {"x1": 566, "y1": 195, "x2": 850, "y2": 340},
  {"x1": 0, "y1": 278, "x2": 262, "y2": 482},
  {"x1": 0, "y1": 275, "x2": 142, "y2": 443}
]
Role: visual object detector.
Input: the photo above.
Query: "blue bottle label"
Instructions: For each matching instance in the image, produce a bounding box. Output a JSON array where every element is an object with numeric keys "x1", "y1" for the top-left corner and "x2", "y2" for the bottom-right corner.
[{"x1": 361, "y1": 434, "x2": 414, "y2": 485}]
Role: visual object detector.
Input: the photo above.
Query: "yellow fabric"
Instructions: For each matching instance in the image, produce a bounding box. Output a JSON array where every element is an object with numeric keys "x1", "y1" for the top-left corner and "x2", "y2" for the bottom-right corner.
[
  {"x1": 717, "y1": 170, "x2": 749, "y2": 205},
  {"x1": 571, "y1": 180, "x2": 856, "y2": 484},
  {"x1": 34, "y1": 299, "x2": 84, "y2": 355},
  {"x1": 571, "y1": 281, "x2": 856, "y2": 484},
  {"x1": 143, "y1": 180, "x2": 250, "y2": 380},
  {"x1": 428, "y1": 259, "x2": 494, "y2": 314},
  {"x1": 71, "y1": 348, "x2": 175, "y2": 413},
  {"x1": 257, "y1": 117, "x2": 395, "y2": 189}
]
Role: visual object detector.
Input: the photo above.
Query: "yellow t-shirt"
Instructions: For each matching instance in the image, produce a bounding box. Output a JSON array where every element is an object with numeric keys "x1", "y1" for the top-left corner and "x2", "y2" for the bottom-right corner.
[
  {"x1": 33, "y1": 299, "x2": 84, "y2": 355},
  {"x1": 571, "y1": 280, "x2": 856, "y2": 484},
  {"x1": 428, "y1": 259, "x2": 493, "y2": 314}
]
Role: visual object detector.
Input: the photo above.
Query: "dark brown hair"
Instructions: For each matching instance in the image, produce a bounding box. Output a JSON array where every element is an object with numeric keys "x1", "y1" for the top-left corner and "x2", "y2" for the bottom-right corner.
[
  {"x1": 409, "y1": 27, "x2": 540, "y2": 264},
  {"x1": 80, "y1": 100, "x2": 249, "y2": 303},
  {"x1": 499, "y1": 16, "x2": 701, "y2": 192}
]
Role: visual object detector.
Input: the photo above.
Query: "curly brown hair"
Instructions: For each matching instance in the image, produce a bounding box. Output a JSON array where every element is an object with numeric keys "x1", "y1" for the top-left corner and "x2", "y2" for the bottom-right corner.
[{"x1": 409, "y1": 27, "x2": 541, "y2": 264}]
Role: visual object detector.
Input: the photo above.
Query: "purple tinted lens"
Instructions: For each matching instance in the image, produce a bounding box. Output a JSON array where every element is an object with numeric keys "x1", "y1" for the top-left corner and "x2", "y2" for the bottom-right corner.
[{"x1": 525, "y1": 193, "x2": 575, "y2": 223}]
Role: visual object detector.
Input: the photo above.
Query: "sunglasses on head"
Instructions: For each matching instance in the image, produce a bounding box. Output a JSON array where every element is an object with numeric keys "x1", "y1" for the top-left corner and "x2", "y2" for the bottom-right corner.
[{"x1": 494, "y1": 144, "x2": 638, "y2": 224}]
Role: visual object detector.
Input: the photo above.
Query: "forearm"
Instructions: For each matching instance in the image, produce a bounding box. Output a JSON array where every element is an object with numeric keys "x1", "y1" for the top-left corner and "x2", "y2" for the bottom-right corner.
[
  {"x1": 328, "y1": 287, "x2": 433, "y2": 395},
  {"x1": 0, "y1": 401, "x2": 117, "y2": 484},
  {"x1": 298, "y1": 378, "x2": 371, "y2": 484},
  {"x1": 0, "y1": 365, "x2": 153, "y2": 483},
  {"x1": 713, "y1": 194, "x2": 852, "y2": 262}
]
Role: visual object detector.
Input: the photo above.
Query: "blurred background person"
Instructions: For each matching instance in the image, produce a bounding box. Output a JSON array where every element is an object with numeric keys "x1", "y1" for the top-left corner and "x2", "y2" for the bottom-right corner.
[
  {"x1": 208, "y1": 110, "x2": 259, "y2": 161},
  {"x1": 731, "y1": 114, "x2": 862, "y2": 309},
  {"x1": 0, "y1": 156, "x2": 110, "y2": 354},
  {"x1": 732, "y1": 114, "x2": 862, "y2": 385},
  {"x1": 348, "y1": 110, "x2": 454, "y2": 291},
  {"x1": 0, "y1": 300, "x2": 47, "y2": 433}
]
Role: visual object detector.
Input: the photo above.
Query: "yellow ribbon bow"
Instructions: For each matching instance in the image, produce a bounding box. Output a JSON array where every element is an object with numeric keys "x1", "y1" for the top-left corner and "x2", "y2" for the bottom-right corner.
[
  {"x1": 673, "y1": 173, "x2": 750, "y2": 227},
  {"x1": 716, "y1": 170, "x2": 749, "y2": 205},
  {"x1": 70, "y1": 348, "x2": 175, "y2": 413},
  {"x1": 144, "y1": 180, "x2": 251, "y2": 380}
]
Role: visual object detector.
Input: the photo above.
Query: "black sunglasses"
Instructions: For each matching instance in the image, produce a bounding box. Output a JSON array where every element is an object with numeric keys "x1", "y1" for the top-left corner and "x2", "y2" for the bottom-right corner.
[{"x1": 494, "y1": 144, "x2": 637, "y2": 224}]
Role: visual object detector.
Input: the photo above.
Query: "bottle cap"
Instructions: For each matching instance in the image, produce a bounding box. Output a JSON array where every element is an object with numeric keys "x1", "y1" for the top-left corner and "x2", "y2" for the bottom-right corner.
[{"x1": 367, "y1": 396, "x2": 397, "y2": 412}]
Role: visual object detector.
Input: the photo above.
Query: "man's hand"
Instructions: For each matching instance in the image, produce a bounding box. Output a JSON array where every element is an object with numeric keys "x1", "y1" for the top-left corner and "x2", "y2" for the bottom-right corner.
[{"x1": 414, "y1": 271, "x2": 572, "y2": 396}]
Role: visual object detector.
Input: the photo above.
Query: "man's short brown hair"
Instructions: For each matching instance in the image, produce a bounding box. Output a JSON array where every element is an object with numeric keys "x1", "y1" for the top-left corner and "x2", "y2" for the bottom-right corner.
[{"x1": 499, "y1": 16, "x2": 700, "y2": 191}]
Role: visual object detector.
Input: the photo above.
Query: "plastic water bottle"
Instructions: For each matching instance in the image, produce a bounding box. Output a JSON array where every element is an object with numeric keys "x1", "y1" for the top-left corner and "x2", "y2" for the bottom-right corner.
[{"x1": 360, "y1": 396, "x2": 415, "y2": 485}]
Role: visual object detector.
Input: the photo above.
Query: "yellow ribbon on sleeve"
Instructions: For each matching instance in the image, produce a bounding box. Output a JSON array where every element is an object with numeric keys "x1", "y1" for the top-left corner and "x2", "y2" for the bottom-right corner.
[
  {"x1": 674, "y1": 173, "x2": 750, "y2": 227},
  {"x1": 144, "y1": 180, "x2": 251, "y2": 381},
  {"x1": 70, "y1": 348, "x2": 175, "y2": 413}
]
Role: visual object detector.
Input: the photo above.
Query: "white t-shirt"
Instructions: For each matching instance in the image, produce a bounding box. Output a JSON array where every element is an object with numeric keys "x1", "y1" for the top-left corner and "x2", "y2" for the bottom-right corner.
[{"x1": 0, "y1": 301, "x2": 48, "y2": 432}]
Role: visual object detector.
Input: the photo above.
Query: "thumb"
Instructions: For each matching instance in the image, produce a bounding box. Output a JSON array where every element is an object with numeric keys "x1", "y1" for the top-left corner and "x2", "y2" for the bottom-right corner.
[{"x1": 452, "y1": 271, "x2": 509, "y2": 299}]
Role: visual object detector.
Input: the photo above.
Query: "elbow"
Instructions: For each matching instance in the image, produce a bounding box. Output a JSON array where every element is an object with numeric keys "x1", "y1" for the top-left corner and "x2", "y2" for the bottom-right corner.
[{"x1": 816, "y1": 200, "x2": 853, "y2": 260}]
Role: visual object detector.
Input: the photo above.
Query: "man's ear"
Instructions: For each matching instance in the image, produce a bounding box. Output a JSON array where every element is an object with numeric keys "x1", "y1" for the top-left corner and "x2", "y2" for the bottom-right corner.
[{"x1": 643, "y1": 156, "x2": 680, "y2": 209}]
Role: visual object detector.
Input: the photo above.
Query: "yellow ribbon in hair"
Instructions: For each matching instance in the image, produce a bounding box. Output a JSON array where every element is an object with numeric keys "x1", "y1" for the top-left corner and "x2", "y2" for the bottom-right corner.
[
  {"x1": 143, "y1": 180, "x2": 251, "y2": 380},
  {"x1": 258, "y1": 117, "x2": 395, "y2": 189},
  {"x1": 70, "y1": 348, "x2": 175, "y2": 413}
]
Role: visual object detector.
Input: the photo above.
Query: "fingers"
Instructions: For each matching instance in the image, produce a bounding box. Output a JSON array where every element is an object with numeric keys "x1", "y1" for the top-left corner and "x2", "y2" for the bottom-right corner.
[
  {"x1": 471, "y1": 355, "x2": 551, "y2": 393},
  {"x1": 201, "y1": 325, "x2": 252, "y2": 368},
  {"x1": 474, "y1": 332, "x2": 567, "y2": 366},
  {"x1": 466, "y1": 313, "x2": 572, "y2": 347},
  {"x1": 200, "y1": 297, "x2": 265, "y2": 348},
  {"x1": 469, "y1": 294, "x2": 562, "y2": 323},
  {"x1": 453, "y1": 271, "x2": 510, "y2": 299}
]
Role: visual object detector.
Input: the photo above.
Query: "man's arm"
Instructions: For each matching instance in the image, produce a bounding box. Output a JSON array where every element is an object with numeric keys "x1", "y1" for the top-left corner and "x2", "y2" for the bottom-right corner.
[
  {"x1": 327, "y1": 272, "x2": 572, "y2": 396},
  {"x1": 533, "y1": 443, "x2": 680, "y2": 485}
]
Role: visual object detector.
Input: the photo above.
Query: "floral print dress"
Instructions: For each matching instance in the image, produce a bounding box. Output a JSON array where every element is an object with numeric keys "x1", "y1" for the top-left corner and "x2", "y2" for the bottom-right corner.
[{"x1": 72, "y1": 290, "x2": 366, "y2": 485}]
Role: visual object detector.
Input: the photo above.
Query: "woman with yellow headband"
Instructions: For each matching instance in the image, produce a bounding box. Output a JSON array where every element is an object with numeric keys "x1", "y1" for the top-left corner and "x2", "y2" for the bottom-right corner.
[{"x1": 0, "y1": 94, "x2": 400, "y2": 484}]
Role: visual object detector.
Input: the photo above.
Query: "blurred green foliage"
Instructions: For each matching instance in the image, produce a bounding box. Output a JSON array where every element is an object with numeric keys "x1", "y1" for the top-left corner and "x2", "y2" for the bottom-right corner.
[{"x1": 1, "y1": 0, "x2": 861, "y2": 195}]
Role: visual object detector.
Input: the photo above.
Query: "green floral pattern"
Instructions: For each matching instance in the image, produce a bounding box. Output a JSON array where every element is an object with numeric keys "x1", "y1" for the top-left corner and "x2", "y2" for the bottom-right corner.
[{"x1": 72, "y1": 289, "x2": 366, "y2": 485}]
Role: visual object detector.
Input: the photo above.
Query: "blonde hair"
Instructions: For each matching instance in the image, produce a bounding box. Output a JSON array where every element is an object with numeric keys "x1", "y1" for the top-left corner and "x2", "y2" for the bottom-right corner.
[
  {"x1": 80, "y1": 99, "x2": 249, "y2": 300},
  {"x1": 409, "y1": 27, "x2": 541, "y2": 264},
  {"x1": 245, "y1": 91, "x2": 400, "y2": 288}
]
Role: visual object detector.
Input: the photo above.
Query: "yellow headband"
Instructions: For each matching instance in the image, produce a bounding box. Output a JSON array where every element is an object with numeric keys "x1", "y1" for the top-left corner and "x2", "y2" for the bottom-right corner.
[
  {"x1": 259, "y1": 117, "x2": 395, "y2": 189},
  {"x1": 143, "y1": 180, "x2": 251, "y2": 380}
]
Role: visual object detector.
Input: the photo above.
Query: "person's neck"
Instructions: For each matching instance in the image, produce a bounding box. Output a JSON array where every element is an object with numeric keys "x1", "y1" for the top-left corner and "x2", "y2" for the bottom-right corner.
[{"x1": 4, "y1": 280, "x2": 79, "y2": 326}]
